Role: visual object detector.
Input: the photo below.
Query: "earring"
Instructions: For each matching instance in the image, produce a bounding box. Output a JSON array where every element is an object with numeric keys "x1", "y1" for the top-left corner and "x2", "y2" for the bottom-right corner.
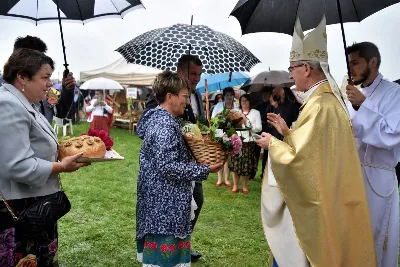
[{"x1": 22, "y1": 84, "x2": 25, "y2": 92}]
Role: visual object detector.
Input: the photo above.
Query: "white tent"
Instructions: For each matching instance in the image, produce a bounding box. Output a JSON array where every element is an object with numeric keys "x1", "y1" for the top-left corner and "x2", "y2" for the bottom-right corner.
[{"x1": 80, "y1": 58, "x2": 161, "y2": 86}]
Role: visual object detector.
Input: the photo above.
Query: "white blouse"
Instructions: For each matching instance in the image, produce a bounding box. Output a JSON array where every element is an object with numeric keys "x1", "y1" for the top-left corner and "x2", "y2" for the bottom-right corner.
[
  {"x1": 86, "y1": 99, "x2": 113, "y2": 122},
  {"x1": 238, "y1": 109, "x2": 262, "y2": 142}
]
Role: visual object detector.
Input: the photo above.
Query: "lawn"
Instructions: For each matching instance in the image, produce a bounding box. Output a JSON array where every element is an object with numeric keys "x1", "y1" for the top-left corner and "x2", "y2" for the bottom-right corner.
[{"x1": 58, "y1": 122, "x2": 270, "y2": 267}]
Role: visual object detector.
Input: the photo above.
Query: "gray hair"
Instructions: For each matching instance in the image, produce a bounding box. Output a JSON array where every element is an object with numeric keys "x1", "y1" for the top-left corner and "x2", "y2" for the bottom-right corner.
[{"x1": 295, "y1": 60, "x2": 324, "y2": 73}]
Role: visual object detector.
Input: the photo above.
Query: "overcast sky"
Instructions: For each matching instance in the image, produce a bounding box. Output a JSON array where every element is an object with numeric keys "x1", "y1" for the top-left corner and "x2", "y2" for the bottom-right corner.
[{"x1": 0, "y1": 0, "x2": 399, "y2": 84}]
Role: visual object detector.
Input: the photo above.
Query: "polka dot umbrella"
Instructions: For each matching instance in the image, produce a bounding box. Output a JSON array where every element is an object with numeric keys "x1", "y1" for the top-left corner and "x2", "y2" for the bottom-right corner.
[{"x1": 115, "y1": 23, "x2": 261, "y2": 74}]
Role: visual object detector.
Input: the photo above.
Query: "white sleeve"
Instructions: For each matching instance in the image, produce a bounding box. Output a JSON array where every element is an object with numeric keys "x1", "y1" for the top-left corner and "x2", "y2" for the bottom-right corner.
[{"x1": 352, "y1": 89, "x2": 400, "y2": 150}]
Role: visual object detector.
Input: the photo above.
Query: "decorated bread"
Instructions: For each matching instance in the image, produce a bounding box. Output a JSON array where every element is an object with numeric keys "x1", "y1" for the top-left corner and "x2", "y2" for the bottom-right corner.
[
  {"x1": 58, "y1": 135, "x2": 106, "y2": 160},
  {"x1": 227, "y1": 110, "x2": 245, "y2": 125}
]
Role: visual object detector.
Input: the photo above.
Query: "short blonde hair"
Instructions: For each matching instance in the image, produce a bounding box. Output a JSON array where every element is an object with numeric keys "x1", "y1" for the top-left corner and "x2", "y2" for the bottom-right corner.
[{"x1": 152, "y1": 70, "x2": 189, "y2": 104}]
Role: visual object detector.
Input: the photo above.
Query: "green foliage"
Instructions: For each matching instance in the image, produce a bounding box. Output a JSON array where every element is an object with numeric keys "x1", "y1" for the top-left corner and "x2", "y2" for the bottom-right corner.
[{"x1": 195, "y1": 108, "x2": 239, "y2": 150}]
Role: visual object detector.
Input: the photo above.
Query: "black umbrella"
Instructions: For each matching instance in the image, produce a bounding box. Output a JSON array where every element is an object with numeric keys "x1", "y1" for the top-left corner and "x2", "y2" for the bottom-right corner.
[
  {"x1": 241, "y1": 70, "x2": 295, "y2": 92},
  {"x1": 230, "y1": 0, "x2": 400, "y2": 80},
  {"x1": 0, "y1": 0, "x2": 144, "y2": 75},
  {"x1": 115, "y1": 23, "x2": 260, "y2": 74}
]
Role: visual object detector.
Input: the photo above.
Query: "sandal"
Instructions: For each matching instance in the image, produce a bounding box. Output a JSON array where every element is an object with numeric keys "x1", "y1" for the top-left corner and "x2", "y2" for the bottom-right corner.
[
  {"x1": 224, "y1": 182, "x2": 232, "y2": 187},
  {"x1": 231, "y1": 188, "x2": 239, "y2": 194},
  {"x1": 216, "y1": 182, "x2": 222, "y2": 187},
  {"x1": 242, "y1": 189, "x2": 249, "y2": 195}
]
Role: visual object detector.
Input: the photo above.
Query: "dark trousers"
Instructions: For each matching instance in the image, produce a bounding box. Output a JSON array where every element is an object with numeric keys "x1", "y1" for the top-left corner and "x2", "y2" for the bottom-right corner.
[
  {"x1": 191, "y1": 182, "x2": 203, "y2": 230},
  {"x1": 396, "y1": 163, "x2": 400, "y2": 187},
  {"x1": 250, "y1": 145, "x2": 262, "y2": 179},
  {"x1": 260, "y1": 149, "x2": 268, "y2": 179}
]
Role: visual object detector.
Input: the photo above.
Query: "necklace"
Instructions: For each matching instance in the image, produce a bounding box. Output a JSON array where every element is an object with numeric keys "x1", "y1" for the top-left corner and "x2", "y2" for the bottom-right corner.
[
  {"x1": 367, "y1": 78, "x2": 383, "y2": 99},
  {"x1": 242, "y1": 109, "x2": 251, "y2": 116}
]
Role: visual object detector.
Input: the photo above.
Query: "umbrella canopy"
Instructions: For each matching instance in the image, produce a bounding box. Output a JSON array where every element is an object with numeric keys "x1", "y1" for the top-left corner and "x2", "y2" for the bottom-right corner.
[
  {"x1": 0, "y1": 0, "x2": 144, "y2": 24},
  {"x1": 0, "y1": 0, "x2": 144, "y2": 74},
  {"x1": 116, "y1": 23, "x2": 260, "y2": 74},
  {"x1": 230, "y1": 0, "x2": 400, "y2": 35},
  {"x1": 230, "y1": 0, "x2": 400, "y2": 80},
  {"x1": 196, "y1": 72, "x2": 250, "y2": 93},
  {"x1": 208, "y1": 90, "x2": 223, "y2": 101},
  {"x1": 80, "y1": 77, "x2": 124, "y2": 90},
  {"x1": 241, "y1": 70, "x2": 294, "y2": 92}
]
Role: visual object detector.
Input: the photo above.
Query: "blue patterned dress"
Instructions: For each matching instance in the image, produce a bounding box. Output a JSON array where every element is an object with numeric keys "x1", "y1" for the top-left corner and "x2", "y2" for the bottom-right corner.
[{"x1": 136, "y1": 107, "x2": 209, "y2": 266}]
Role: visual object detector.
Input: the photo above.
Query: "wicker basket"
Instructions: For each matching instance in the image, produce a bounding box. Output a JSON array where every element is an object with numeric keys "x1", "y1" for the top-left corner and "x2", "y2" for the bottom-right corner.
[{"x1": 184, "y1": 135, "x2": 227, "y2": 165}]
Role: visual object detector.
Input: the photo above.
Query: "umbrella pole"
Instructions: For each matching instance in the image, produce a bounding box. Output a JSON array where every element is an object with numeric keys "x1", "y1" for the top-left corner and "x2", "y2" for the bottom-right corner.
[
  {"x1": 336, "y1": 0, "x2": 359, "y2": 110},
  {"x1": 56, "y1": 0, "x2": 69, "y2": 78},
  {"x1": 336, "y1": 0, "x2": 351, "y2": 81},
  {"x1": 205, "y1": 79, "x2": 210, "y2": 128},
  {"x1": 187, "y1": 15, "x2": 193, "y2": 79}
]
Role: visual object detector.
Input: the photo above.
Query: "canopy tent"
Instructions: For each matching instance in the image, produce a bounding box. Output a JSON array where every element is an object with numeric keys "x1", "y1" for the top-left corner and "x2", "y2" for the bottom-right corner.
[{"x1": 80, "y1": 57, "x2": 161, "y2": 86}]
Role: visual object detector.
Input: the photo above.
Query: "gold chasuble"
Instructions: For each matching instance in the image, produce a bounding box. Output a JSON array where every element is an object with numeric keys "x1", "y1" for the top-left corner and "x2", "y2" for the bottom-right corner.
[
  {"x1": 266, "y1": 82, "x2": 376, "y2": 267},
  {"x1": 261, "y1": 16, "x2": 376, "y2": 267}
]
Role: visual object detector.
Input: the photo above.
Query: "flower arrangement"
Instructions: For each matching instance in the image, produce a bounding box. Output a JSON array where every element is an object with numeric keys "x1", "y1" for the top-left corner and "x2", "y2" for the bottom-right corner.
[
  {"x1": 81, "y1": 129, "x2": 114, "y2": 150},
  {"x1": 182, "y1": 107, "x2": 243, "y2": 155},
  {"x1": 46, "y1": 87, "x2": 60, "y2": 107}
]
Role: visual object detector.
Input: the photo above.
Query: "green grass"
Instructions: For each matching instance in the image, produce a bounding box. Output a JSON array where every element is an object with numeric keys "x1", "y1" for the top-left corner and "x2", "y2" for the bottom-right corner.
[{"x1": 57, "y1": 122, "x2": 270, "y2": 267}]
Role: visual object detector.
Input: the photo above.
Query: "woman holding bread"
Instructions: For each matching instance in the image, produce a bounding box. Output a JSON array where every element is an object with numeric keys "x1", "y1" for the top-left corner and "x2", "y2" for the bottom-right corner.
[
  {"x1": 136, "y1": 71, "x2": 223, "y2": 267},
  {"x1": 211, "y1": 87, "x2": 239, "y2": 187},
  {"x1": 0, "y1": 48, "x2": 89, "y2": 267}
]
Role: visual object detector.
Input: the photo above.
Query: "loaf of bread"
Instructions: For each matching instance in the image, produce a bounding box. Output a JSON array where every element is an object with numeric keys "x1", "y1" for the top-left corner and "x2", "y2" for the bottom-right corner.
[
  {"x1": 58, "y1": 135, "x2": 106, "y2": 160},
  {"x1": 227, "y1": 110, "x2": 245, "y2": 126}
]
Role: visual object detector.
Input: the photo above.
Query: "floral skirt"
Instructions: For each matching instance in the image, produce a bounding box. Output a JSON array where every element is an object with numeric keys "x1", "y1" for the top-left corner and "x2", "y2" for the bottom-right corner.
[
  {"x1": 137, "y1": 235, "x2": 191, "y2": 267},
  {"x1": 230, "y1": 142, "x2": 258, "y2": 176},
  {"x1": 0, "y1": 197, "x2": 59, "y2": 267}
]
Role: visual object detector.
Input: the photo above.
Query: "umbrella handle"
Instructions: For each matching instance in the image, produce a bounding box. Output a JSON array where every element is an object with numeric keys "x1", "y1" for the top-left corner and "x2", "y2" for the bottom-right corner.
[{"x1": 347, "y1": 79, "x2": 359, "y2": 111}]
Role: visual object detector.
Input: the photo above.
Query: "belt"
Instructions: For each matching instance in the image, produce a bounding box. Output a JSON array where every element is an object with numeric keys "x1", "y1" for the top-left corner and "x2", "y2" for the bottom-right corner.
[{"x1": 361, "y1": 163, "x2": 396, "y2": 198}]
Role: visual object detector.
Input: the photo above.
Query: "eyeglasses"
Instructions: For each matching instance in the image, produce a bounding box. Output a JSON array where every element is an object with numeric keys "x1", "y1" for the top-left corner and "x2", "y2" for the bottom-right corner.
[
  {"x1": 287, "y1": 64, "x2": 304, "y2": 74},
  {"x1": 172, "y1": 93, "x2": 190, "y2": 100}
]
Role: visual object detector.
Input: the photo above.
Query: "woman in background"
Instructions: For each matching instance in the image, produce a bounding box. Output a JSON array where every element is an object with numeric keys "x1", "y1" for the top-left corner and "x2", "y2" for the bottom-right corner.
[
  {"x1": 231, "y1": 94, "x2": 262, "y2": 194},
  {"x1": 211, "y1": 87, "x2": 239, "y2": 187},
  {"x1": 86, "y1": 90, "x2": 113, "y2": 133}
]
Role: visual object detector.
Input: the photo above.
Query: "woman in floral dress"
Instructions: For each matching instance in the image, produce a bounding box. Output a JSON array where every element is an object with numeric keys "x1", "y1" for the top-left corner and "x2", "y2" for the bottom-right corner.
[
  {"x1": 136, "y1": 71, "x2": 223, "y2": 267},
  {"x1": 211, "y1": 87, "x2": 239, "y2": 187},
  {"x1": 230, "y1": 94, "x2": 262, "y2": 194}
]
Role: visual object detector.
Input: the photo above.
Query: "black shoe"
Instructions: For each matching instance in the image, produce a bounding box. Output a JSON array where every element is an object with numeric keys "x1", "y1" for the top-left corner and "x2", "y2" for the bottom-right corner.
[{"x1": 191, "y1": 250, "x2": 202, "y2": 261}]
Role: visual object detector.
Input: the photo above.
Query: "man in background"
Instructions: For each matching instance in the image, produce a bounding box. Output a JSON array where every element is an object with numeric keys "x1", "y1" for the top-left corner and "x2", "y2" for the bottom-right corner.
[{"x1": 12, "y1": 35, "x2": 76, "y2": 124}]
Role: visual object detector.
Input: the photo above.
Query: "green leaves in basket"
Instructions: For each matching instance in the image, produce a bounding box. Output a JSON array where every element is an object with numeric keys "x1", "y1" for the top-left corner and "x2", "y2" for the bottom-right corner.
[{"x1": 196, "y1": 117, "x2": 210, "y2": 134}]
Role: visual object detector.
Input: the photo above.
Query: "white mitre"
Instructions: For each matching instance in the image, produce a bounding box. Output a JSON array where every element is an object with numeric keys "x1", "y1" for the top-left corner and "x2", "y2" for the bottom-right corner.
[{"x1": 290, "y1": 16, "x2": 349, "y2": 117}]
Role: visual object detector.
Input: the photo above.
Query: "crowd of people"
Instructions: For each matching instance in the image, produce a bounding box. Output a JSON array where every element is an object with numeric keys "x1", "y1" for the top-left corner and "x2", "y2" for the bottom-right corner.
[{"x1": 0, "y1": 14, "x2": 399, "y2": 267}]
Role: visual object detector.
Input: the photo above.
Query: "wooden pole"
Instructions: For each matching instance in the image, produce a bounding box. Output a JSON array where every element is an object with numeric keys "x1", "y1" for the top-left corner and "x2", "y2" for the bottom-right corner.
[{"x1": 205, "y1": 79, "x2": 210, "y2": 128}]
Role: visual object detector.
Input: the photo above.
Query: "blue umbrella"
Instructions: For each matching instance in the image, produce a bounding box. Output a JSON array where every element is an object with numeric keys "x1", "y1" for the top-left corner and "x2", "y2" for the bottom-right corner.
[
  {"x1": 197, "y1": 72, "x2": 250, "y2": 93},
  {"x1": 52, "y1": 83, "x2": 78, "y2": 91}
]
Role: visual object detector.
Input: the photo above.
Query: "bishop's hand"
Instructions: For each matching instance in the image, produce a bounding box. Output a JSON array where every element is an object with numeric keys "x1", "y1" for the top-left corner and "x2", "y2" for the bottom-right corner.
[
  {"x1": 267, "y1": 113, "x2": 289, "y2": 136},
  {"x1": 255, "y1": 132, "x2": 272, "y2": 149}
]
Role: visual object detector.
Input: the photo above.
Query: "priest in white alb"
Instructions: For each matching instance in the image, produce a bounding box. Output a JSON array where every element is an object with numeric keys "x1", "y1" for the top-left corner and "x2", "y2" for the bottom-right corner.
[
  {"x1": 256, "y1": 16, "x2": 377, "y2": 267},
  {"x1": 346, "y1": 42, "x2": 400, "y2": 267}
]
